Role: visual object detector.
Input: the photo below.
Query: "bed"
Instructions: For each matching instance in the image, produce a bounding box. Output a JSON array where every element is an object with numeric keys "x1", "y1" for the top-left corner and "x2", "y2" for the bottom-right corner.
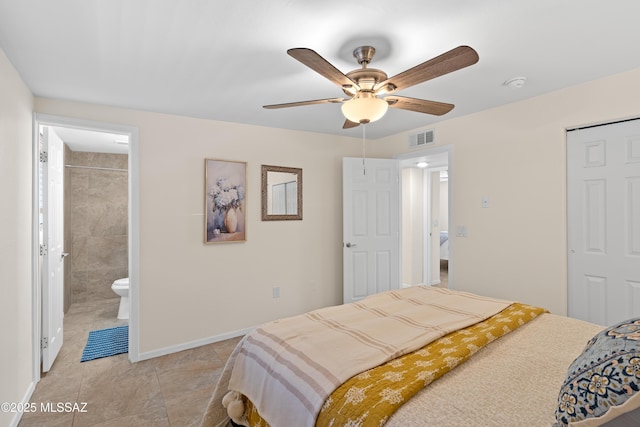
[
  {"x1": 440, "y1": 230, "x2": 449, "y2": 260},
  {"x1": 201, "y1": 286, "x2": 640, "y2": 427}
]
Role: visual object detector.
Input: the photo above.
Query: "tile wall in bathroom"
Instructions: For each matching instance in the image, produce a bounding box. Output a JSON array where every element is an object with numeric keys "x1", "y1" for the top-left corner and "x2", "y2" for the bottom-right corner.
[{"x1": 65, "y1": 149, "x2": 128, "y2": 305}]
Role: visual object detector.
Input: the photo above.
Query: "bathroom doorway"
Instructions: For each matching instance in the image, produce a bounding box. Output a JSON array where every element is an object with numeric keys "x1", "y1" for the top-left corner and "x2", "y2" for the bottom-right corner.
[
  {"x1": 55, "y1": 126, "x2": 129, "y2": 312},
  {"x1": 33, "y1": 114, "x2": 139, "y2": 378}
]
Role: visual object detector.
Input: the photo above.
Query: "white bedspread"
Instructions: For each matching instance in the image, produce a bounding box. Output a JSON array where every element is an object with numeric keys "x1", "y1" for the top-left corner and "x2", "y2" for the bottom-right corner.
[
  {"x1": 227, "y1": 286, "x2": 511, "y2": 427},
  {"x1": 385, "y1": 312, "x2": 603, "y2": 427}
]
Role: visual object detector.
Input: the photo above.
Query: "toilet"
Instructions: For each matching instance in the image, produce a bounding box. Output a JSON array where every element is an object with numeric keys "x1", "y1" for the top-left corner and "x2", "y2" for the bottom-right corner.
[{"x1": 111, "y1": 278, "x2": 130, "y2": 320}]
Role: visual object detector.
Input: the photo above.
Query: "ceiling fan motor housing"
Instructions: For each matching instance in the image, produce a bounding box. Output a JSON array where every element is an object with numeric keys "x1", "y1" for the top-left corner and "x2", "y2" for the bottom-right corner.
[{"x1": 344, "y1": 68, "x2": 388, "y2": 94}]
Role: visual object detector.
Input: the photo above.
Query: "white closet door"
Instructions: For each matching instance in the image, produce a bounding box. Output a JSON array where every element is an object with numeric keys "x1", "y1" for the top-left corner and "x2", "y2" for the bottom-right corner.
[{"x1": 567, "y1": 119, "x2": 640, "y2": 326}]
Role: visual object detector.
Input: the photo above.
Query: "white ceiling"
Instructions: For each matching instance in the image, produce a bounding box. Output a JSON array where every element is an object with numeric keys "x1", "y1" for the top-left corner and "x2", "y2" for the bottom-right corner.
[
  {"x1": 50, "y1": 126, "x2": 129, "y2": 154},
  {"x1": 3, "y1": 0, "x2": 640, "y2": 147}
]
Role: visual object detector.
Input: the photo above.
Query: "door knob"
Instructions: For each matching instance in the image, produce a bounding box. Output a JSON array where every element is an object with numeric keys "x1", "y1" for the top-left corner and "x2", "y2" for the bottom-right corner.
[
  {"x1": 61, "y1": 252, "x2": 69, "y2": 261},
  {"x1": 345, "y1": 243, "x2": 357, "y2": 248}
]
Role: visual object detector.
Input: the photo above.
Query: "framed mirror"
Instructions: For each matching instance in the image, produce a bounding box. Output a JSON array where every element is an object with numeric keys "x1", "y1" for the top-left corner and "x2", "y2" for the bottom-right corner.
[{"x1": 261, "y1": 165, "x2": 302, "y2": 221}]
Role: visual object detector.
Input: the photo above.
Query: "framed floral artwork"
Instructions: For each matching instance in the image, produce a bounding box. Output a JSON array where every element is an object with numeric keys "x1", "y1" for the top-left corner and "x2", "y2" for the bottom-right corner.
[{"x1": 205, "y1": 158, "x2": 247, "y2": 243}]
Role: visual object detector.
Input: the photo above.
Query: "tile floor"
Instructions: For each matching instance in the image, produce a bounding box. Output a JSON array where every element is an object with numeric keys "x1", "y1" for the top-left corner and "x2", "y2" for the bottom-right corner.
[{"x1": 19, "y1": 298, "x2": 240, "y2": 427}]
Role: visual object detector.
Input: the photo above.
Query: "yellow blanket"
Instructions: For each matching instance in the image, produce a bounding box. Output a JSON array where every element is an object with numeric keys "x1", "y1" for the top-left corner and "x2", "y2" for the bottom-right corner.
[{"x1": 244, "y1": 302, "x2": 546, "y2": 427}]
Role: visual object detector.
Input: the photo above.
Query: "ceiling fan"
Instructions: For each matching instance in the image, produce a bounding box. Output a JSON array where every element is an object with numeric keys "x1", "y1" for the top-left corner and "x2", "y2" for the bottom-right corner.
[{"x1": 263, "y1": 45, "x2": 479, "y2": 129}]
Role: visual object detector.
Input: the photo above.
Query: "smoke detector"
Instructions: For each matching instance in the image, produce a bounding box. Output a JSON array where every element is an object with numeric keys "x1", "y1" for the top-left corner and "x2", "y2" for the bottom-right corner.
[{"x1": 503, "y1": 76, "x2": 527, "y2": 88}]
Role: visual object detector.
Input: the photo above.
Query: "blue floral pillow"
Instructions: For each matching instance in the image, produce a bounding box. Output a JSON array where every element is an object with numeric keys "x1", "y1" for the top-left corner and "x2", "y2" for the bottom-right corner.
[{"x1": 554, "y1": 318, "x2": 640, "y2": 426}]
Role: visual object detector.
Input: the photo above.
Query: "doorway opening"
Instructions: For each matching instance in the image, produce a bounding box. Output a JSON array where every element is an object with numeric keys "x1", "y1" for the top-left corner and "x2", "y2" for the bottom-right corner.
[
  {"x1": 397, "y1": 146, "x2": 452, "y2": 289},
  {"x1": 32, "y1": 114, "x2": 139, "y2": 382}
]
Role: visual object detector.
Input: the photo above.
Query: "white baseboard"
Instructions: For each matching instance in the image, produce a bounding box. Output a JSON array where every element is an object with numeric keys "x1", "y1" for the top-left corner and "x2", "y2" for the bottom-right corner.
[
  {"x1": 9, "y1": 381, "x2": 36, "y2": 427},
  {"x1": 403, "y1": 283, "x2": 428, "y2": 288},
  {"x1": 137, "y1": 326, "x2": 254, "y2": 362}
]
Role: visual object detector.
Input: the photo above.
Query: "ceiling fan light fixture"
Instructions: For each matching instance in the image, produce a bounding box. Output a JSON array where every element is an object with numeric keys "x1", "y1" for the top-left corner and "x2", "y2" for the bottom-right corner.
[{"x1": 341, "y1": 92, "x2": 388, "y2": 124}]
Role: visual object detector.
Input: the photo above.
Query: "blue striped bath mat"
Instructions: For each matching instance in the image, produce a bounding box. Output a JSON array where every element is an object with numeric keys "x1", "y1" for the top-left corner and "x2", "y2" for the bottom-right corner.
[{"x1": 81, "y1": 326, "x2": 128, "y2": 362}]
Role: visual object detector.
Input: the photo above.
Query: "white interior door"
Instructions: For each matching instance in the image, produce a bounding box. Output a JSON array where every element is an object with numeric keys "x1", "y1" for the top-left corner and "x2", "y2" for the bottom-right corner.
[
  {"x1": 42, "y1": 127, "x2": 65, "y2": 372},
  {"x1": 343, "y1": 157, "x2": 400, "y2": 304},
  {"x1": 568, "y1": 119, "x2": 640, "y2": 326}
]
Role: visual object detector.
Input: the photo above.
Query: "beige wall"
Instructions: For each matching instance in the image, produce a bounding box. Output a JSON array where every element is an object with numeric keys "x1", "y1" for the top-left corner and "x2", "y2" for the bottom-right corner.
[
  {"x1": 0, "y1": 49, "x2": 35, "y2": 426},
  {"x1": 34, "y1": 66, "x2": 640, "y2": 354},
  {"x1": 439, "y1": 179, "x2": 449, "y2": 231},
  {"x1": 429, "y1": 171, "x2": 441, "y2": 284},
  {"x1": 401, "y1": 168, "x2": 424, "y2": 286},
  {"x1": 34, "y1": 97, "x2": 362, "y2": 355},
  {"x1": 369, "y1": 67, "x2": 640, "y2": 315}
]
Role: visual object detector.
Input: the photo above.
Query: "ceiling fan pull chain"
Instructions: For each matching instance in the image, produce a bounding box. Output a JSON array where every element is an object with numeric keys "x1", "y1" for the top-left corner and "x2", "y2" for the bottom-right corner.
[{"x1": 362, "y1": 124, "x2": 367, "y2": 175}]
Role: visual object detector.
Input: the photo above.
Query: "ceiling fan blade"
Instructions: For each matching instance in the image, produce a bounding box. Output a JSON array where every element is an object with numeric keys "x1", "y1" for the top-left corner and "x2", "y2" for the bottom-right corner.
[
  {"x1": 263, "y1": 97, "x2": 345, "y2": 109},
  {"x1": 376, "y1": 46, "x2": 479, "y2": 92},
  {"x1": 385, "y1": 96, "x2": 454, "y2": 116},
  {"x1": 288, "y1": 48, "x2": 359, "y2": 91},
  {"x1": 342, "y1": 119, "x2": 360, "y2": 129}
]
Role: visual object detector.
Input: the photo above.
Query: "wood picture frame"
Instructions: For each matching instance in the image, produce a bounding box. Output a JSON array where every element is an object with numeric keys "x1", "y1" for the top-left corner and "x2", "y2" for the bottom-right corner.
[{"x1": 261, "y1": 165, "x2": 302, "y2": 221}]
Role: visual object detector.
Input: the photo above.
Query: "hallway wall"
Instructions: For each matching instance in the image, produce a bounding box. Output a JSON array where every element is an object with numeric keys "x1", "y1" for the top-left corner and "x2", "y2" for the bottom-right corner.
[
  {"x1": 401, "y1": 168, "x2": 424, "y2": 286},
  {"x1": 0, "y1": 46, "x2": 35, "y2": 427},
  {"x1": 65, "y1": 149, "x2": 128, "y2": 304}
]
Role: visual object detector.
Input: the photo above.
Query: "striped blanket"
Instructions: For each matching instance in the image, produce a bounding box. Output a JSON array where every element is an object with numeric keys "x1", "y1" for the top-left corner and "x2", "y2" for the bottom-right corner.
[{"x1": 226, "y1": 286, "x2": 511, "y2": 427}]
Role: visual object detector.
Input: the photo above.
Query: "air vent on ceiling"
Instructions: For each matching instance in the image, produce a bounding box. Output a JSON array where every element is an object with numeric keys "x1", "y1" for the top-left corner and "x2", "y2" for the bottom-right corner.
[{"x1": 408, "y1": 129, "x2": 434, "y2": 148}]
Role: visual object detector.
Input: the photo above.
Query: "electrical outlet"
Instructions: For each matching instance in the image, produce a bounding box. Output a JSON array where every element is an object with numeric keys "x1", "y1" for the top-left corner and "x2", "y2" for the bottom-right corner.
[{"x1": 456, "y1": 226, "x2": 468, "y2": 237}]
